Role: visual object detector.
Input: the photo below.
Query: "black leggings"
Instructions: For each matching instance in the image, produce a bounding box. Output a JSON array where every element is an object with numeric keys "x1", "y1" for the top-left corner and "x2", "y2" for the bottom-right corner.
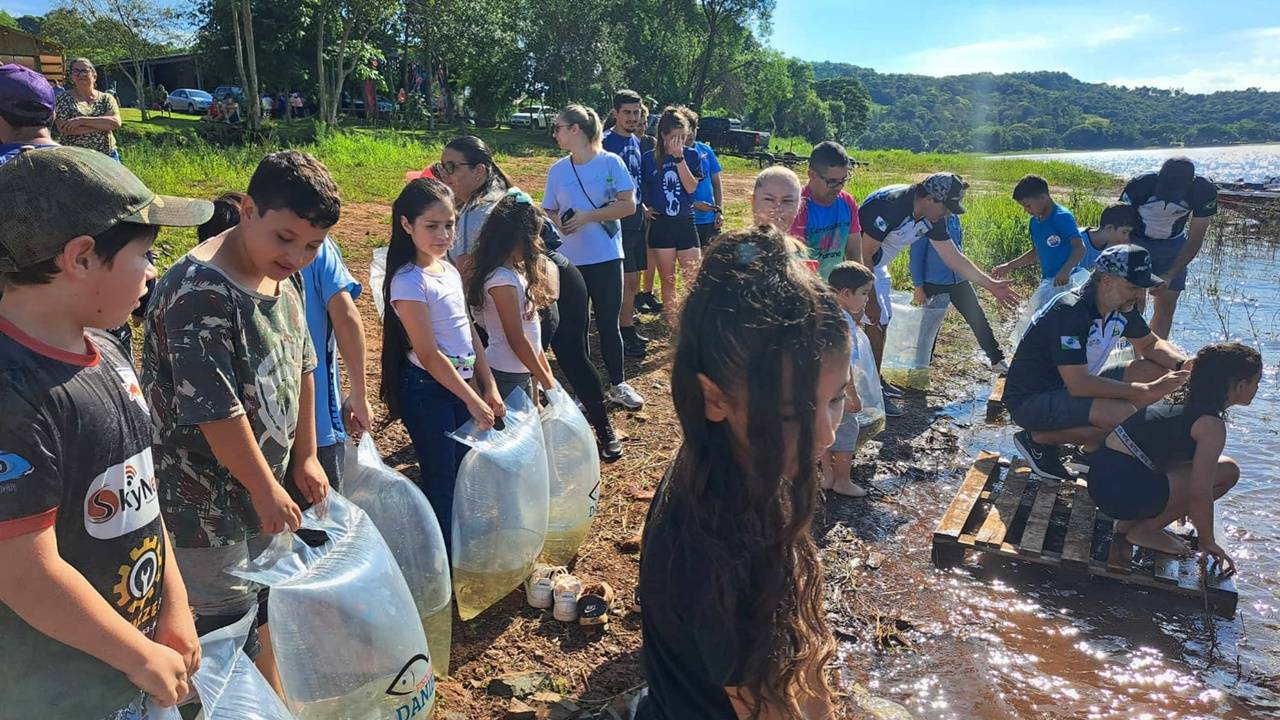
[
  {"x1": 547, "y1": 252, "x2": 609, "y2": 428},
  {"x1": 574, "y1": 258, "x2": 626, "y2": 386}
]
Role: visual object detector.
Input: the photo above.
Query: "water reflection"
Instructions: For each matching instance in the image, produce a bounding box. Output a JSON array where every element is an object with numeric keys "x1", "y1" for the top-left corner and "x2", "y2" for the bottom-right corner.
[{"x1": 991, "y1": 144, "x2": 1280, "y2": 184}]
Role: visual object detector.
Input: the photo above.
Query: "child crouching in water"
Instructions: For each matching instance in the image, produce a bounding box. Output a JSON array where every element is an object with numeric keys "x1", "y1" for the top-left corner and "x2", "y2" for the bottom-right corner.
[
  {"x1": 465, "y1": 189, "x2": 558, "y2": 400},
  {"x1": 380, "y1": 177, "x2": 504, "y2": 553},
  {"x1": 1087, "y1": 342, "x2": 1261, "y2": 574},
  {"x1": 820, "y1": 260, "x2": 875, "y2": 497},
  {"x1": 638, "y1": 225, "x2": 849, "y2": 719}
]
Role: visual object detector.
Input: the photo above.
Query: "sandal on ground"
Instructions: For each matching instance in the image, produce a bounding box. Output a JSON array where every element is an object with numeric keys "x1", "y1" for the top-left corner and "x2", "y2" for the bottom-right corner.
[
  {"x1": 552, "y1": 574, "x2": 583, "y2": 623},
  {"x1": 578, "y1": 581, "x2": 616, "y2": 627}
]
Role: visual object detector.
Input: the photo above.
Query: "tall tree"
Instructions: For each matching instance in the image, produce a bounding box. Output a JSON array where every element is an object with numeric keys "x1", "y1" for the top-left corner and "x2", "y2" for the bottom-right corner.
[
  {"x1": 67, "y1": 0, "x2": 184, "y2": 119},
  {"x1": 689, "y1": 0, "x2": 774, "y2": 110},
  {"x1": 315, "y1": 0, "x2": 399, "y2": 127}
]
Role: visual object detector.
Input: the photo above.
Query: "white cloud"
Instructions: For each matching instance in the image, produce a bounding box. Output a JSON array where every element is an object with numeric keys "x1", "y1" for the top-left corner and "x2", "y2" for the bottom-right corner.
[
  {"x1": 1106, "y1": 27, "x2": 1280, "y2": 92},
  {"x1": 900, "y1": 37, "x2": 1066, "y2": 76}
]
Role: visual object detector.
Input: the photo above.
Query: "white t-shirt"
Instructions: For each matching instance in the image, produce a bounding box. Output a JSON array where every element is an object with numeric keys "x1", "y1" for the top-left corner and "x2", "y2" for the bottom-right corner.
[
  {"x1": 479, "y1": 266, "x2": 542, "y2": 374},
  {"x1": 542, "y1": 151, "x2": 634, "y2": 266},
  {"x1": 388, "y1": 261, "x2": 476, "y2": 378},
  {"x1": 450, "y1": 190, "x2": 503, "y2": 262}
]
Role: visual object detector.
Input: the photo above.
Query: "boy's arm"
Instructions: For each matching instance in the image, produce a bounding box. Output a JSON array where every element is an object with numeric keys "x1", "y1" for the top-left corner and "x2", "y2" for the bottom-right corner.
[
  {"x1": 329, "y1": 290, "x2": 372, "y2": 435},
  {"x1": 0, "y1": 527, "x2": 190, "y2": 705},
  {"x1": 153, "y1": 520, "x2": 199, "y2": 676},
  {"x1": 711, "y1": 171, "x2": 724, "y2": 228},
  {"x1": 1054, "y1": 236, "x2": 1085, "y2": 286},
  {"x1": 993, "y1": 247, "x2": 1038, "y2": 278},
  {"x1": 200, "y1": 417, "x2": 302, "y2": 534},
  {"x1": 290, "y1": 372, "x2": 329, "y2": 505}
]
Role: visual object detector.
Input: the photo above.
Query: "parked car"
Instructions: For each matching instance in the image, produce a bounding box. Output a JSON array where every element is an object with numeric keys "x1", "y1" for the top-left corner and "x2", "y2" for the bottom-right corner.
[
  {"x1": 212, "y1": 86, "x2": 243, "y2": 102},
  {"x1": 697, "y1": 116, "x2": 770, "y2": 154},
  {"x1": 509, "y1": 105, "x2": 553, "y2": 130},
  {"x1": 167, "y1": 88, "x2": 213, "y2": 114}
]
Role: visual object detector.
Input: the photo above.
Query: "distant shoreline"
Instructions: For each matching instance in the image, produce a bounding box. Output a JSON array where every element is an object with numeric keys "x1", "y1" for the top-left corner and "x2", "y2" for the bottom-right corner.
[{"x1": 988, "y1": 141, "x2": 1280, "y2": 159}]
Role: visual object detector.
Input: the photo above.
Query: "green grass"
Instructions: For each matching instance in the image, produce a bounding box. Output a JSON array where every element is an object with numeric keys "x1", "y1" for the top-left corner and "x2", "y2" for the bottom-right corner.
[{"x1": 114, "y1": 115, "x2": 1119, "y2": 281}]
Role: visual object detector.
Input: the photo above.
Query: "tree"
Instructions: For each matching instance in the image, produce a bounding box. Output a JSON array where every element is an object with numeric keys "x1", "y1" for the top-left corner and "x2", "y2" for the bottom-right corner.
[
  {"x1": 0, "y1": 10, "x2": 19, "y2": 28},
  {"x1": 66, "y1": 0, "x2": 185, "y2": 119},
  {"x1": 689, "y1": 0, "x2": 775, "y2": 110},
  {"x1": 315, "y1": 0, "x2": 399, "y2": 127},
  {"x1": 814, "y1": 76, "x2": 870, "y2": 145},
  {"x1": 15, "y1": 14, "x2": 44, "y2": 34}
]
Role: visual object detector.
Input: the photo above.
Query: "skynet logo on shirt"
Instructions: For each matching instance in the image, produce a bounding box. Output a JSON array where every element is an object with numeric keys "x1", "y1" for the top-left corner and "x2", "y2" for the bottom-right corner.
[{"x1": 83, "y1": 448, "x2": 160, "y2": 540}]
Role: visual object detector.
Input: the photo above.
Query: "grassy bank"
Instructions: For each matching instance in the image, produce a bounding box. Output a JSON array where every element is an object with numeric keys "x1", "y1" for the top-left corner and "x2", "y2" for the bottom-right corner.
[{"x1": 115, "y1": 113, "x2": 1119, "y2": 286}]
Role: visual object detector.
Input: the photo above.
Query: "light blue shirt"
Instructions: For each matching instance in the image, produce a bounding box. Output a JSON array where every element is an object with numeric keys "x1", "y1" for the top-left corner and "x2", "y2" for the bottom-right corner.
[
  {"x1": 910, "y1": 215, "x2": 964, "y2": 286},
  {"x1": 301, "y1": 237, "x2": 361, "y2": 447},
  {"x1": 691, "y1": 141, "x2": 722, "y2": 225},
  {"x1": 1029, "y1": 203, "x2": 1082, "y2": 280}
]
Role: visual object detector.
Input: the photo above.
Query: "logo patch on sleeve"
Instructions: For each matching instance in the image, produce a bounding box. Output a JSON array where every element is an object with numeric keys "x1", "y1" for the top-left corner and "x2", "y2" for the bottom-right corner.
[
  {"x1": 875, "y1": 216, "x2": 888, "y2": 232},
  {"x1": 0, "y1": 452, "x2": 34, "y2": 483},
  {"x1": 1060, "y1": 335, "x2": 1083, "y2": 350},
  {"x1": 84, "y1": 448, "x2": 160, "y2": 539}
]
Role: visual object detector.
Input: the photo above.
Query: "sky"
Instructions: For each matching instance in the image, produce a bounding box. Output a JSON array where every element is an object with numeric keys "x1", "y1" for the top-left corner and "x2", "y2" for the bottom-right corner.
[
  {"x1": 770, "y1": 0, "x2": 1280, "y2": 93},
  {"x1": 6, "y1": 0, "x2": 1279, "y2": 93}
]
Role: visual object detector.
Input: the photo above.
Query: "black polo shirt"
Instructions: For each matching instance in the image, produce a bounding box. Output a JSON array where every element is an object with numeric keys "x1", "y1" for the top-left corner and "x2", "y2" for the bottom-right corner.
[
  {"x1": 1004, "y1": 284, "x2": 1150, "y2": 409},
  {"x1": 1119, "y1": 172, "x2": 1218, "y2": 241},
  {"x1": 857, "y1": 184, "x2": 951, "y2": 268}
]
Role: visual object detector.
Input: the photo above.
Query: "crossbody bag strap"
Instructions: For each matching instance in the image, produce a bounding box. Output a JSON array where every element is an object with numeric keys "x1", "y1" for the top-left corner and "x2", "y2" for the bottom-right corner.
[{"x1": 569, "y1": 156, "x2": 602, "y2": 210}]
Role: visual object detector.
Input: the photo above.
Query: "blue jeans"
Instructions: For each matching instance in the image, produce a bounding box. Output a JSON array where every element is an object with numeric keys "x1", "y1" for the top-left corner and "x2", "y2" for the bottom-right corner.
[{"x1": 399, "y1": 364, "x2": 471, "y2": 554}]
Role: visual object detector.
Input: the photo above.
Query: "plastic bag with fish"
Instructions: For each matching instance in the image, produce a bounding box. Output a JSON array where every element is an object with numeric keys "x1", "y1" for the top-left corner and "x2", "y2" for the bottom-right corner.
[
  {"x1": 228, "y1": 493, "x2": 435, "y2": 720},
  {"x1": 538, "y1": 385, "x2": 602, "y2": 565},
  {"x1": 881, "y1": 291, "x2": 950, "y2": 390},
  {"x1": 1008, "y1": 268, "x2": 1090, "y2": 348}
]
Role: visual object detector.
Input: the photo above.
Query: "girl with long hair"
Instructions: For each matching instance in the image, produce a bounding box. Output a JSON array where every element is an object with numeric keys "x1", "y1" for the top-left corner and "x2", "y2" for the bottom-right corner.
[
  {"x1": 637, "y1": 225, "x2": 850, "y2": 719},
  {"x1": 380, "y1": 177, "x2": 505, "y2": 552},
  {"x1": 1088, "y1": 341, "x2": 1261, "y2": 572},
  {"x1": 465, "y1": 191, "x2": 557, "y2": 400},
  {"x1": 640, "y1": 107, "x2": 702, "y2": 319},
  {"x1": 543, "y1": 104, "x2": 645, "y2": 411},
  {"x1": 435, "y1": 135, "x2": 515, "y2": 277}
]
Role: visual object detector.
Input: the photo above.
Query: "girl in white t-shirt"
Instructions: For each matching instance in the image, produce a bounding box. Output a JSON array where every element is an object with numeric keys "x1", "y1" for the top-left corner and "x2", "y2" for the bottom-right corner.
[
  {"x1": 465, "y1": 189, "x2": 558, "y2": 401},
  {"x1": 379, "y1": 176, "x2": 504, "y2": 553}
]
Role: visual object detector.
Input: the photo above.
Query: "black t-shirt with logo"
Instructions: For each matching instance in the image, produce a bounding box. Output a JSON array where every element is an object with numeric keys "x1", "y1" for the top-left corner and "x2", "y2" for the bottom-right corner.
[
  {"x1": 1004, "y1": 285, "x2": 1150, "y2": 409},
  {"x1": 0, "y1": 319, "x2": 166, "y2": 717},
  {"x1": 1119, "y1": 172, "x2": 1218, "y2": 241}
]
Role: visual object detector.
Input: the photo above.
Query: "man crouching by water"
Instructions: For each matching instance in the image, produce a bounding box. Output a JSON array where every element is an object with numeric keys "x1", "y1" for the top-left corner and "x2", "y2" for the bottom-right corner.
[{"x1": 1004, "y1": 245, "x2": 1190, "y2": 481}]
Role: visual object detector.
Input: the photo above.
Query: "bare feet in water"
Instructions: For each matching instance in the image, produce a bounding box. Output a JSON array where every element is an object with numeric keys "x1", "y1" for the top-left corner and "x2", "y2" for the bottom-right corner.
[
  {"x1": 829, "y1": 480, "x2": 868, "y2": 498},
  {"x1": 1125, "y1": 524, "x2": 1192, "y2": 555}
]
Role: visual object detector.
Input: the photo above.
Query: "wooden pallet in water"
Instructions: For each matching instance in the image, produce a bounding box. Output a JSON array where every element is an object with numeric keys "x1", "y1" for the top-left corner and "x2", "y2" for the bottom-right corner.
[
  {"x1": 986, "y1": 377, "x2": 1006, "y2": 422},
  {"x1": 932, "y1": 451, "x2": 1238, "y2": 618}
]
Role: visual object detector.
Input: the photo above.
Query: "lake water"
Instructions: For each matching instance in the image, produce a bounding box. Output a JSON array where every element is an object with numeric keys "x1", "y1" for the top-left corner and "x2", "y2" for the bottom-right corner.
[
  {"x1": 857, "y1": 149, "x2": 1280, "y2": 718},
  {"x1": 996, "y1": 143, "x2": 1280, "y2": 184}
]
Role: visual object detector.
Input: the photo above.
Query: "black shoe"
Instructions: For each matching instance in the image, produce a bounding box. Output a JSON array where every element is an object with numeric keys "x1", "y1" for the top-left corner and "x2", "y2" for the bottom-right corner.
[
  {"x1": 635, "y1": 292, "x2": 658, "y2": 314},
  {"x1": 624, "y1": 336, "x2": 647, "y2": 359},
  {"x1": 881, "y1": 382, "x2": 905, "y2": 399},
  {"x1": 642, "y1": 291, "x2": 664, "y2": 313},
  {"x1": 622, "y1": 326, "x2": 651, "y2": 344},
  {"x1": 1014, "y1": 430, "x2": 1074, "y2": 481},
  {"x1": 596, "y1": 423, "x2": 624, "y2": 462},
  {"x1": 883, "y1": 397, "x2": 905, "y2": 417}
]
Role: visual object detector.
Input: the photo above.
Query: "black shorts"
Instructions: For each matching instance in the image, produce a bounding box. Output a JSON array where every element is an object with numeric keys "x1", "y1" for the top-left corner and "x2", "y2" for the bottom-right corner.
[
  {"x1": 648, "y1": 214, "x2": 699, "y2": 251},
  {"x1": 695, "y1": 223, "x2": 719, "y2": 248},
  {"x1": 1006, "y1": 364, "x2": 1126, "y2": 432},
  {"x1": 622, "y1": 222, "x2": 647, "y2": 274},
  {"x1": 1086, "y1": 447, "x2": 1169, "y2": 520}
]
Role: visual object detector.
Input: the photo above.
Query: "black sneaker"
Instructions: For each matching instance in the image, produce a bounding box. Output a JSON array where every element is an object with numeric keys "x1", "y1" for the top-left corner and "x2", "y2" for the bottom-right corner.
[
  {"x1": 624, "y1": 336, "x2": 647, "y2": 359},
  {"x1": 643, "y1": 291, "x2": 664, "y2": 313},
  {"x1": 1014, "y1": 430, "x2": 1074, "y2": 481},
  {"x1": 881, "y1": 382, "x2": 905, "y2": 399},
  {"x1": 622, "y1": 326, "x2": 651, "y2": 344},
  {"x1": 635, "y1": 292, "x2": 658, "y2": 314},
  {"x1": 596, "y1": 423, "x2": 624, "y2": 462},
  {"x1": 883, "y1": 397, "x2": 905, "y2": 417}
]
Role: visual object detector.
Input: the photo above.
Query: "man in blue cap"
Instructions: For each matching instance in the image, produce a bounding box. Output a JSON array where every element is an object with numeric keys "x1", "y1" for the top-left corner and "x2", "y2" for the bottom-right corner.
[
  {"x1": 0, "y1": 64, "x2": 59, "y2": 165},
  {"x1": 1004, "y1": 244, "x2": 1191, "y2": 480}
]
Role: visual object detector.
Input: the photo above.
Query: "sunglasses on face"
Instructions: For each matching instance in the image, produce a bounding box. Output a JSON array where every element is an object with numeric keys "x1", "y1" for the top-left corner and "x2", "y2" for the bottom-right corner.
[
  {"x1": 820, "y1": 174, "x2": 849, "y2": 189},
  {"x1": 437, "y1": 160, "x2": 478, "y2": 176}
]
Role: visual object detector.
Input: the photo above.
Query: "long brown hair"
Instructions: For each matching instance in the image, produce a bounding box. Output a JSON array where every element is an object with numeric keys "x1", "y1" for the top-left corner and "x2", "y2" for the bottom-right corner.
[
  {"x1": 444, "y1": 135, "x2": 512, "y2": 205},
  {"x1": 653, "y1": 106, "x2": 689, "y2": 168},
  {"x1": 464, "y1": 194, "x2": 552, "y2": 317},
  {"x1": 655, "y1": 225, "x2": 848, "y2": 717}
]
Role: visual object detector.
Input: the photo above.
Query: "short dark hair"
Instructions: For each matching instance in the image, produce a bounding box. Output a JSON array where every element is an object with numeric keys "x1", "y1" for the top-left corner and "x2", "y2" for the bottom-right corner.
[
  {"x1": 613, "y1": 89, "x2": 642, "y2": 110},
  {"x1": 246, "y1": 151, "x2": 341, "y2": 229},
  {"x1": 2, "y1": 221, "x2": 157, "y2": 288},
  {"x1": 1099, "y1": 202, "x2": 1138, "y2": 229},
  {"x1": 198, "y1": 192, "x2": 246, "y2": 241},
  {"x1": 827, "y1": 261, "x2": 873, "y2": 292},
  {"x1": 0, "y1": 109, "x2": 52, "y2": 130},
  {"x1": 808, "y1": 141, "x2": 849, "y2": 173},
  {"x1": 1012, "y1": 174, "x2": 1050, "y2": 201}
]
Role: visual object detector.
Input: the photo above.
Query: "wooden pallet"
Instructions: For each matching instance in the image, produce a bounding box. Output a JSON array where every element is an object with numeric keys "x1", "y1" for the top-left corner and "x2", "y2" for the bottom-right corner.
[
  {"x1": 932, "y1": 451, "x2": 1238, "y2": 618},
  {"x1": 986, "y1": 377, "x2": 1007, "y2": 422}
]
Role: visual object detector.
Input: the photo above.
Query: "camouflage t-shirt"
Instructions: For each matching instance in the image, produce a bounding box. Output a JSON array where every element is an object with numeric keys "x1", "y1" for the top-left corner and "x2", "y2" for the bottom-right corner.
[{"x1": 142, "y1": 254, "x2": 316, "y2": 548}]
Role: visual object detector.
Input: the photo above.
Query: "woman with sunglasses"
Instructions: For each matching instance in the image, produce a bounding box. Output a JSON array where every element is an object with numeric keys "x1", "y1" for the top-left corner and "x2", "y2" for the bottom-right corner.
[
  {"x1": 436, "y1": 136, "x2": 513, "y2": 278},
  {"x1": 54, "y1": 58, "x2": 123, "y2": 161},
  {"x1": 543, "y1": 104, "x2": 645, "y2": 412}
]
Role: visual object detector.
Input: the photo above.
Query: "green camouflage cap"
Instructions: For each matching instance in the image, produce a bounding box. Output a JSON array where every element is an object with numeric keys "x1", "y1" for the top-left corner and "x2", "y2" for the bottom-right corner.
[{"x1": 0, "y1": 146, "x2": 214, "y2": 272}]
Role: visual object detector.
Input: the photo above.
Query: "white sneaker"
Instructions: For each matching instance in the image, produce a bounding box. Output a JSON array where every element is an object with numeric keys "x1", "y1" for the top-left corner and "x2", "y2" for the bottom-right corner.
[
  {"x1": 552, "y1": 574, "x2": 583, "y2": 622},
  {"x1": 990, "y1": 359, "x2": 1010, "y2": 375},
  {"x1": 525, "y1": 564, "x2": 567, "y2": 610},
  {"x1": 607, "y1": 382, "x2": 645, "y2": 410}
]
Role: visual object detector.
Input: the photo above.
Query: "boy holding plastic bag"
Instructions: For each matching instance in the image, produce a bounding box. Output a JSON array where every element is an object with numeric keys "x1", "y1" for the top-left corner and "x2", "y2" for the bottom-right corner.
[
  {"x1": 819, "y1": 261, "x2": 874, "y2": 497},
  {"x1": 143, "y1": 151, "x2": 339, "y2": 695},
  {"x1": 993, "y1": 174, "x2": 1086, "y2": 293},
  {"x1": 0, "y1": 147, "x2": 212, "y2": 718}
]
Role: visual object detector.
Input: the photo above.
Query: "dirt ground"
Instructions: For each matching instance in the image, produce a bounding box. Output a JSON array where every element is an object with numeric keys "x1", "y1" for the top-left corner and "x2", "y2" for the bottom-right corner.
[{"x1": 328, "y1": 197, "x2": 995, "y2": 719}]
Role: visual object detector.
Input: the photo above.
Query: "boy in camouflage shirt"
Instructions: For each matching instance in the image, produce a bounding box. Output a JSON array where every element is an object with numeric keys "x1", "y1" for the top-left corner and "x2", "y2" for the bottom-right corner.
[{"x1": 142, "y1": 150, "x2": 341, "y2": 692}]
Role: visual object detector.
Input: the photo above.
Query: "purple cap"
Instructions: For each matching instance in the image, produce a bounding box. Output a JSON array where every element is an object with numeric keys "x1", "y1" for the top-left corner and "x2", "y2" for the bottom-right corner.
[{"x1": 0, "y1": 64, "x2": 56, "y2": 125}]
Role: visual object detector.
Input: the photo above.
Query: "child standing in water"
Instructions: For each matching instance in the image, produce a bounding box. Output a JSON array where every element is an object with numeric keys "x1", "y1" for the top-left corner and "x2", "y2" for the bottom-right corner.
[
  {"x1": 464, "y1": 190, "x2": 558, "y2": 400},
  {"x1": 821, "y1": 260, "x2": 876, "y2": 498},
  {"x1": 638, "y1": 225, "x2": 849, "y2": 719},
  {"x1": 1088, "y1": 342, "x2": 1260, "y2": 572},
  {"x1": 379, "y1": 177, "x2": 504, "y2": 553}
]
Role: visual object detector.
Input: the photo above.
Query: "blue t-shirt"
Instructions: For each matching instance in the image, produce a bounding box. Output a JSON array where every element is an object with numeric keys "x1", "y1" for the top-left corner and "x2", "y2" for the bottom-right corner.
[
  {"x1": 690, "y1": 141, "x2": 722, "y2": 225},
  {"x1": 602, "y1": 130, "x2": 644, "y2": 228},
  {"x1": 0, "y1": 142, "x2": 58, "y2": 166},
  {"x1": 910, "y1": 215, "x2": 965, "y2": 287},
  {"x1": 1078, "y1": 227, "x2": 1108, "y2": 271},
  {"x1": 640, "y1": 147, "x2": 702, "y2": 218},
  {"x1": 301, "y1": 237, "x2": 362, "y2": 447},
  {"x1": 1029, "y1": 203, "x2": 1082, "y2": 280}
]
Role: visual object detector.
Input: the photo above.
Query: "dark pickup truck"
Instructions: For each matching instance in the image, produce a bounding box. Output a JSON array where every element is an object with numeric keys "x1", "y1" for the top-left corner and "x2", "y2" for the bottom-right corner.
[{"x1": 697, "y1": 117, "x2": 771, "y2": 155}]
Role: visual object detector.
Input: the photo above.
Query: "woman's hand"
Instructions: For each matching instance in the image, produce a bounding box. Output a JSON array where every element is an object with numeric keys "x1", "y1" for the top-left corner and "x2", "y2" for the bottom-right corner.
[
  {"x1": 466, "y1": 396, "x2": 496, "y2": 430},
  {"x1": 561, "y1": 210, "x2": 590, "y2": 235},
  {"x1": 1200, "y1": 540, "x2": 1236, "y2": 578},
  {"x1": 664, "y1": 132, "x2": 685, "y2": 157}
]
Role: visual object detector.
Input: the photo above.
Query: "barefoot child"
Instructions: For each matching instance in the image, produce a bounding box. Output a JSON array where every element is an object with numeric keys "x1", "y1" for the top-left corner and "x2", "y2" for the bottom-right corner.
[
  {"x1": 464, "y1": 190, "x2": 558, "y2": 400},
  {"x1": 143, "y1": 151, "x2": 337, "y2": 694},
  {"x1": 1087, "y1": 342, "x2": 1259, "y2": 574},
  {"x1": 0, "y1": 147, "x2": 212, "y2": 717},
  {"x1": 821, "y1": 261, "x2": 874, "y2": 497},
  {"x1": 380, "y1": 177, "x2": 504, "y2": 554},
  {"x1": 638, "y1": 225, "x2": 848, "y2": 719}
]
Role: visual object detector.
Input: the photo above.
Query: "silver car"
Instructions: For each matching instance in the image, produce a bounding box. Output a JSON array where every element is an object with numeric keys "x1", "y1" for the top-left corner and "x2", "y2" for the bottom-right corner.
[{"x1": 168, "y1": 89, "x2": 213, "y2": 114}]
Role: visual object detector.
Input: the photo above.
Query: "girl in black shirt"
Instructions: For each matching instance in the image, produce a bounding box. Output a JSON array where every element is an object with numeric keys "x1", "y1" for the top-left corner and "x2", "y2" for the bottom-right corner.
[
  {"x1": 1088, "y1": 342, "x2": 1261, "y2": 573},
  {"x1": 637, "y1": 225, "x2": 850, "y2": 719}
]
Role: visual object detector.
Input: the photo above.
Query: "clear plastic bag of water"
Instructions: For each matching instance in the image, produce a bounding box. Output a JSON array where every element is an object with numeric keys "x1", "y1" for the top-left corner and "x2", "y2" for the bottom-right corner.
[
  {"x1": 881, "y1": 291, "x2": 950, "y2": 389},
  {"x1": 228, "y1": 493, "x2": 435, "y2": 720},
  {"x1": 850, "y1": 323, "x2": 886, "y2": 444},
  {"x1": 538, "y1": 385, "x2": 601, "y2": 565},
  {"x1": 1009, "y1": 268, "x2": 1090, "y2": 347},
  {"x1": 371, "y1": 247, "x2": 387, "y2": 319},
  {"x1": 344, "y1": 433, "x2": 454, "y2": 677},
  {"x1": 448, "y1": 386, "x2": 550, "y2": 620},
  {"x1": 189, "y1": 607, "x2": 295, "y2": 719}
]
